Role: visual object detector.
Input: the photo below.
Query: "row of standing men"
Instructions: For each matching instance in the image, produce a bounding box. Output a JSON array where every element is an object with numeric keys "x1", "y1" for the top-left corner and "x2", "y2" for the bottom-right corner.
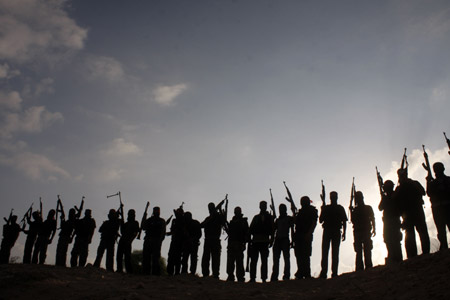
[{"x1": 1, "y1": 162, "x2": 450, "y2": 282}]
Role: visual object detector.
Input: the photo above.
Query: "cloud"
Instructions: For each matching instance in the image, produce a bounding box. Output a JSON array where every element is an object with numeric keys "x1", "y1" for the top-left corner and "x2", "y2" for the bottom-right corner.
[
  {"x1": 0, "y1": 63, "x2": 20, "y2": 79},
  {"x1": 153, "y1": 84, "x2": 188, "y2": 106},
  {"x1": 1, "y1": 105, "x2": 63, "y2": 138},
  {"x1": 34, "y1": 77, "x2": 54, "y2": 96},
  {"x1": 0, "y1": 91, "x2": 22, "y2": 111},
  {"x1": 0, "y1": 151, "x2": 70, "y2": 181},
  {"x1": 0, "y1": 0, "x2": 87, "y2": 63},
  {"x1": 103, "y1": 138, "x2": 142, "y2": 156},
  {"x1": 85, "y1": 56, "x2": 125, "y2": 83}
]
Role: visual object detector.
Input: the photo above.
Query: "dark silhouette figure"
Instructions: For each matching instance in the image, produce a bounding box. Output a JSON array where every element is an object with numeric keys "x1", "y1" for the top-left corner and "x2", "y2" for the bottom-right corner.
[
  {"x1": 394, "y1": 168, "x2": 430, "y2": 258},
  {"x1": 378, "y1": 180, "x2": 403, "y2": 263},
  {"x1": 181, "y1": 211, "x2": 202, "y2": 274},
  {"x1": 70, "y1": 209, "x2": 96, "y2": 267},
  {"x1": 293, "y1": 196, "x2": 318, "y2": 279},
  {"x1": 0, "y1": 215, "x2": 21, "y2": 264},
  {"x1": 426, "y1": 162, "x2": 450, "y2": 250},
  {"x1": 55, "y1": 208, "x2": 76, "y2": 267},
  {"x1": 350, "y1": 191, "x2": 376, "y2": 271},
  {"x1": 94, "y1": 209, "x2": 120, "y2": 271},
  {"x1": 116, "y1": 209, "x2": 140, "y2": 273},
  {"x1": 23, "y1": 211, "x2": 42, "y2": 264},
  {"x1": 249, "y1": 201, "x2": 274, "y2": 283},
  {"x1": 167, "y1": 208, "x2": 186, "y2": 275},
  {"x1": 32, "y1": 209, "x2": 56, "y2": 264},
  {"x1": 142, "y1": 206, "x2": 166, "y2": 275},
  {"x1": 201, "y1": 202, "x2": 226, "y2": 279},
  {"x1": 270, "y1": 204, "x2": 294, "y2": 281},
  {"x1": 319, "y1": 191, "x2": 347, "y2": 278},
  {"x1": 226, "y1": 206, "x2": 249, "y2": 282}
]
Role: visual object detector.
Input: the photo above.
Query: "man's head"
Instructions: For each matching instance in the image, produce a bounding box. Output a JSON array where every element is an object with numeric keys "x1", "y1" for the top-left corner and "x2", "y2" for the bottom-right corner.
[
  {"x1": 259, "y1": 201, "x2": 267, "y2": 212},
  {"x1": 153, "y1": 206, "x2": 160, "y2": 217},
  {"x1": 11, "y1": 215, "x2": 18, "y2": 224},
  {"x1": 300, "y1": 196, "x2": 311, "y2": 208},
  {"x1": 383, "y1": 180, "x2": 394, "y2": 193},
  {"x1": 279, "y1": 203, "x2": 287, "y2": 216},
  {"x1": 185, "y1": 211, "x2": 192, "y2": 221},
  {"x1": 85, "y1": 209, "x2": 92, "y2": 218},
  {"x1": 127, "y1": 209, "x2": 136, "y2": 221},
  {"x1": 208, "y1": 202, "x2": 216, "y2": 215},
  {"x1": 108, "y1": 209, "x2": 117, "y2": 220},
  {"x1": 330, "y1": 191, "x2": 338, "y2": 204},
  {"x1": 47, "y1": 209, "x2": 56, "y2": 220},
  {"x1": 397, "y1": 168, "x2": 408, "y2": 183},
  {"x1": 68, "y1": 208, "x2": 76, "y2": 220},
  {"x1": 355, "y1": 191, "x2": 364, "y2": 206},
  {"x1": 234, "y1": 206, "x2": 242, "y2": 217},
  {"x1": 433, "y1": 162, "x2": 445, "y2": 177}
]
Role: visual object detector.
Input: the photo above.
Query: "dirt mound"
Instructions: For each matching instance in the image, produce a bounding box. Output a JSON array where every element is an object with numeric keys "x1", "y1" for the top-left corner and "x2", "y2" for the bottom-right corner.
[{"x1": 1, "y1": 250, "x2": 449, "y2": 300}]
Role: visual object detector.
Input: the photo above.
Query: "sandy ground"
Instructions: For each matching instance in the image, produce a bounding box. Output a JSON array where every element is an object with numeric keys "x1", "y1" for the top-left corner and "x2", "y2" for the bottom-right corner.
[{"x1": 1, "y1": 249, "x2": 449, "y2": 300}]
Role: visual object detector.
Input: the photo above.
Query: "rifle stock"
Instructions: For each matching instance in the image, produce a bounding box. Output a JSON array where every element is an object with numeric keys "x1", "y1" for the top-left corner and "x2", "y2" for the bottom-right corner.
[{"x1": 444, "y1": 132, "x2": 450, "y2": 155}]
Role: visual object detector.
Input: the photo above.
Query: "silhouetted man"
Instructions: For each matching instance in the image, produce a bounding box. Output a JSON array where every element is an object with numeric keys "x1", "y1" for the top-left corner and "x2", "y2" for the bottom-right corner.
[
  {"x1": 319, "y1": 191, "x2": 347, "y2": 278},
  {"x1": 394, "y1": 168, "x2": 430, "y2": 258},
  {"x1": 249, "y1": 201, "x2": 274, "y2": 283},
  {"x1": 116, "y1": 209, "x2": 140, "y2": 273},
  {"x1": 182, "y1": 211, "x2": 202, "y2": 274},
  {"x1": 201, "y1": 202, "x2": 225, "y2": 279},
  {"x1": 32, "y1": 209, "x2": 56, "y2": 264},
  {"x1": 142, "y1": 206, "x2": 166, "y2": 275},
  {"x1": 426, "y1": 162, "x2": 450, "y2": 250},
  {"x1": 71, "y1": 209, "x2": 96, "y2": 267},
  {"x1": 0, "y1": 215, "x2": 21, "y2": 264},
  {"x1": 23, "y1": 211, "x2": 42, "y2": 264},
  {"x1": 94, "y1": 209, "x2": 120, "y2": 271},
  {"x1": 350, "y1": 191, "x2": 375, "y2": 271},
  {"x1": 167, "y1": 208, "x2": 186, "y2": 275},
  {"x1": 55, "y1": 208, "x2": 76, "y2": 267},
  {"x1": 270, "y1": 204, "x2": 294, "y2": 281},
  {"x1": 294, "y1": 196, "x2": 318, "y2": 279},
  {"x1": 226, "y1": 206, "x2": 249, "y2": 282},
  {"x1": 378, "y1": 180, "x2": 403, "y2": 263}
]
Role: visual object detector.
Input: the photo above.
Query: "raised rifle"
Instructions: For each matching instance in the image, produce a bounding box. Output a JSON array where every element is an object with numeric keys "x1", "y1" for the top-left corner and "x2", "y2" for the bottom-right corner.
[
  {"x1": 401, "y1": 148, "x2": 408, "y2": 170},
  {"x1": 20, "y1": 204, "x2": 33, "y2": 229},
  {"x1": 422, "y1": 145, "x2": 433, "y2": 180},
  {"x1": 349, "y1": 177, "x2": 356, "y2": 210},
  {"x1": 444, "y1": 132, "x2": 450, "y2": 155},
  {"x1": 376, "y1": 166, "x2": 384, "y2": 198},
  {"x1": 165, "y1": 214, "x2": 173, "y2": 225},
  {"x1": 39, "y1": 197, "x2": 43, "y2": 219},
  {"x1": 137, "y1": 201, "x2": 150, "y2": 240},
  {"x1": 283, "y1": 181, "x2": 297, "y2": 215},
  {"x1": 107, "y1": 191, "x2": 124, "y2": 220},
  {"x1": 55, "y1": 195, "x2": 64, "y2": 229},
  {"x1": 270, "y1": 188, "x2": 277, "y2": 219},
  {"x1": 3, "y1": 209, "x2": 13, "y2": 225},
  {"x1": 320, "y1": 180, "x2": 326, "y2": 207},
  {"x1": 74, "y1": 196, "x2": 85, "y2": 219}
]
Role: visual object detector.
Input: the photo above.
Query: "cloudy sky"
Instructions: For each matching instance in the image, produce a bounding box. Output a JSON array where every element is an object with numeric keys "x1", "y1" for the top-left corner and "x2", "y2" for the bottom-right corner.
[{"x1": 1, "y1": 0, "x2": 450, "y2": 278}]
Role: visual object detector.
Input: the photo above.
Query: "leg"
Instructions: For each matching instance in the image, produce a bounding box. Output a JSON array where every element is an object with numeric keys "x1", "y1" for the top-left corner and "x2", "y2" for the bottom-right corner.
[
  {"x1": 363, "y1": 236, "x2": 373, "y2": 269},
  {"x1": 105, "y1": 241, "x2": 115, "y2": 271},
  {"x1": 116, "y1": 240, "x2": 124, "y2": 272},
  {"x1": 260, "y1": 243, "x2": 269, "y2": 282},
  {"x1": 211, "y1": 240, "x2": 221, "y2": 278},
  {"x1": 415, "y1": 211, "x2": 430, "y2": 254},
  {"x1": 271, "y1": 239, "x2": 281, "y2": 281},
  {"x1": 93, "y1": 240, "x2": 106, "y2": 267},
  {"x1": 354, "y1": 234, "x2": 364, "y2": 271},
  {"x1": 331, "y1": 231, "x2": 341, "y2": 277},
  {"x1": 282, "y1": 238, "x2": 291, "y2": 280},
  {"x1": 201, "y1": 240, "x2": 211, "y2": 277},
  {"x1": 320, "y1": 232, "x2": 331, "y2": 278},
  {"x1": 190, "y1": 242, "x2": 199, "y2": 274}
]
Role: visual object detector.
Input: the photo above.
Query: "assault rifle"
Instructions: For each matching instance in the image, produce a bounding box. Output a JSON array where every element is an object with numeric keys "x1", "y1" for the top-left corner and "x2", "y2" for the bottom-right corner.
[
  {"x1": 444, "y1": 132, "x2": 450, "y2": 155},
  {"x1": 20, "y1": 204, "x2": 33, "y2": 229},
  {"x1": 376, "y1": 167, "x2": 384, "y2": 198},
  {"x1": 401, "y1": 148, "x2": 408, "y2": 170},
  {"x1": 137, "y1": 201, "x2": 150, "y2": 240},
  {"x1": 107, "y1": 191, "x2": 124, "y2": 220},
  {"x1": 74, "y1": 196, "x2": 85, "y2": 219},
  {"x1": 283, "y1": 181, "x2": 297, "y2": 215},
  {"x1": 349, "y1": 177, "x2": 356, "y2": 210},
  {"x1": 269, "y1": 188, "x2": 277, "y2": 219},
  {"x1": 422, "y1": 145, "x2": 433, "y2": 181},
  {"x1": 3, "y1": 209, "x2": 13, "y2": 225},
  {"x1": 39, "y1": 197, "x2": 43, "y2": 219},
  {"x1": 165, "y1": 215, "x2": 173, "y2": 225},
  {"x1": 56, "y1": 195, "x2": 65, "y2": 230},
  {"x1": 320, "y1": 180, "x2": 326, "y2": 206}
]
